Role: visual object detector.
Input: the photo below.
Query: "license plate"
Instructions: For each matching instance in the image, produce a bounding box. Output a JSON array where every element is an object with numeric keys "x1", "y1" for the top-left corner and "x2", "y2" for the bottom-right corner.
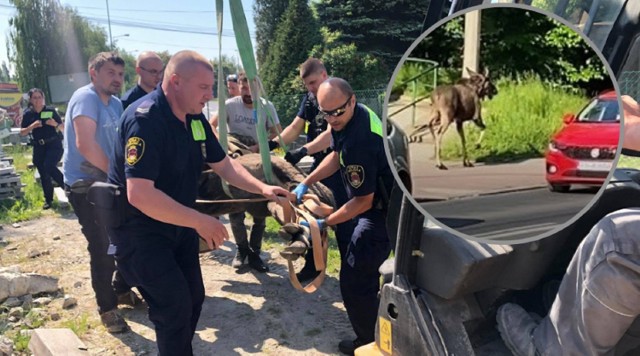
[{"x1": 577, "y1": 160, "x2": 612, "y2": 172}]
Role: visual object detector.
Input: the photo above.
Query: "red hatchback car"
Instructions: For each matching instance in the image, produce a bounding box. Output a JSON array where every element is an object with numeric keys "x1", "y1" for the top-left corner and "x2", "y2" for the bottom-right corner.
[{"x1": 545, "y1": 90, "x2": 620, "y2": 193}]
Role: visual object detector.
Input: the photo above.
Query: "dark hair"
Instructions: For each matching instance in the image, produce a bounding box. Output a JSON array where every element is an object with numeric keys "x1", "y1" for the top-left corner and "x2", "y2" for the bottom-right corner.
[
  {"x1": 300, "y1": 58, "x2": 326, "y2": 79},
  {"x1": 27, "y1": 88, "x2": 45, "y2": 109},
  {"x1": 226, "y1": 74, "x2": 238, "y2": 83},
  {"x1": 88, "y1": 52, "x2": 125, "y2": 72},
  {"x1": 237, "y1": 72, "x2": 248, "y2": 83}
]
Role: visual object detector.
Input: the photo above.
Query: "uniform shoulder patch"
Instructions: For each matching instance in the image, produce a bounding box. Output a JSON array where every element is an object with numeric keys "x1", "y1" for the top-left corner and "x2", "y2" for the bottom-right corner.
[
  {"x1": 346, "y1": 165, "x2": 365, "y2": 189},
  {"x1": 125, "y1": 137, "x2": 145, "y2": 166},
  {"x1": 135, "y1": 100, "x2": 154, "y2": 114}
]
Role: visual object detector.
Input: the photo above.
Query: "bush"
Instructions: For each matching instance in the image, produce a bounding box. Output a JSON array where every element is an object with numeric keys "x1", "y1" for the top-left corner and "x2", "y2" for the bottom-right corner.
[{"x1": 439, "y1": 76, "x2": 589, "y2": 162}]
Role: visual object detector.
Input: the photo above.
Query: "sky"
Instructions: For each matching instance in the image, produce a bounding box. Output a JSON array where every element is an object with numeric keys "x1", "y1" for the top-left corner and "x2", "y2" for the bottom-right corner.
[{"x1": 0, "y1": 0, "x2": 257, "y2": 73}]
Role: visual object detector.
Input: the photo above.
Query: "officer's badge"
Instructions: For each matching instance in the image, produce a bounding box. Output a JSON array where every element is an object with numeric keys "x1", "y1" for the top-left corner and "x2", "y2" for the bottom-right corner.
[
  {"x1": 346, "y1": 165, "x2": 364, "y2": 189},
  {"x1": 125, "y1": 137, "x2": 145, "y2": 166}
]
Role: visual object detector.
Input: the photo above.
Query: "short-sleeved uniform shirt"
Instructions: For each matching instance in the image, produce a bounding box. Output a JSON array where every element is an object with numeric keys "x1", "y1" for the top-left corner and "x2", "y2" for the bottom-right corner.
[
  {"x1": 224, "y1": 96, "x2": 279, "y2": 144},
  {"x1": 120, "y1": 84, "x2": 150, "y2": 110},
  {"x1": 62, "y1": 84, "x2": 123, "y2": 185},
  {"x1": 107, "y1": 88, "x2": 226, "y2": 237},
  {"x1": 331, "y1": 103, "x2": 394, "y2": 213},
  {"x1": 297, "y1": 92, "x2": 332, "y2": 165},
  {"x1": 21, "y1": 106, "x2": 62, "y2": 142}
]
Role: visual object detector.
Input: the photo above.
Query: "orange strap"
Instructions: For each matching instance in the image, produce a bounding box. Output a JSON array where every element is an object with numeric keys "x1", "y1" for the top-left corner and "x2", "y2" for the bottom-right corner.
[{"x1": 279, "y1": 195, "x2": 334, "y2": 293}]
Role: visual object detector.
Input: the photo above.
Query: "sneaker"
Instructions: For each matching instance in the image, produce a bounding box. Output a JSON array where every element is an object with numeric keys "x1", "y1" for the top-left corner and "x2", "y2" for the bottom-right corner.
[
  {"x1": 100, "y1": 309, "x2": 129, "y2": 334},
  {"x1": 248, "y1": 251, "x2": 269, "y2": 273},
  {"x1": 338, "y1": 338, "x2": 364, "y2": 355},
  {"x1": 232, "y1": 248, "x2": 248, "y2": 268},
  {"x1": 117, "y1": 290, "x2": 143, "y2": 307},
  {"x1": 496, "y1": 303, "x2": 539, "y2": 356},
  {"x1": 43, "y1": 202, "x2": 51, "y2": 210}
]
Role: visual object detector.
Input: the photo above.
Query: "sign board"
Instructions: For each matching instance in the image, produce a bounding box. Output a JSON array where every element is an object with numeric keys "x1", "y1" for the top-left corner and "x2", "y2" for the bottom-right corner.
[
  {"x1": 0, "y1": 83, "x2": 23, "y2": 128},
  {"x1": 48, "y1": 72, "x2": 90, "y2": 104}
]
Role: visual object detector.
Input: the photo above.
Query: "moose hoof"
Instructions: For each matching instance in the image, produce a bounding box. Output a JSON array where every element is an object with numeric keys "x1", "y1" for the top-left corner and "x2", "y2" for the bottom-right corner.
[
  {"x1": 463, "y1": 161, "x2": 474, "y2": 167},
  {"x1": 436, "y1": 164, "x2": 448, "y2": 170}
]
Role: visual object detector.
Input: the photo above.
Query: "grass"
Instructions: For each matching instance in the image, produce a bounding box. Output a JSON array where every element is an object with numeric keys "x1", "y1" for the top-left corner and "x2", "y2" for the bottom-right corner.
[
  {"x1": 60, "y1": 312, "x2": 93, "y2": 336},
  {"x1": 439, "y1": 77, "x2": 589, "y2": 163},
  {"x1": 0, "y1": 145, "x2": 60, "y2": 224},
  {"x1": 617, "y1": 155, "x2": 640, "y2": 170}
]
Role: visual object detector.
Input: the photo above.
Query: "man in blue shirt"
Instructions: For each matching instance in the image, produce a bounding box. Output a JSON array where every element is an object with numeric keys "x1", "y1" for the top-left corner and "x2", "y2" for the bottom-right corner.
[
  {"x1": 62, "y1": 52, "x2": 137, "y2": 333},
  {"x1": 108, "y1": 50, "x2": 291, "y2": 356},
  {"x1": 293, "y1": 78, "x2": 394, "y2": 355}
]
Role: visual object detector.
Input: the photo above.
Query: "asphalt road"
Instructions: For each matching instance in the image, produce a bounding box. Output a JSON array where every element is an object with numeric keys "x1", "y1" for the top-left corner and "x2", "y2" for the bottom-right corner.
[{"x1": 421, "y1": 186, "x2": 599, "y2": 242}]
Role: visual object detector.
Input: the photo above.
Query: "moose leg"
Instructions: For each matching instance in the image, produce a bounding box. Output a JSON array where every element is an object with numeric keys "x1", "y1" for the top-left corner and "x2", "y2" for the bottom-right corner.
[
  {"x1": 229, "y1": 212, "x2": 251, "y2": 267},
  {"x1": 435, "y1": 120, "x2": 452, "y2": 170},
  {"x1": 456, "y1": 121, "x2": 473, "y2": 167}
]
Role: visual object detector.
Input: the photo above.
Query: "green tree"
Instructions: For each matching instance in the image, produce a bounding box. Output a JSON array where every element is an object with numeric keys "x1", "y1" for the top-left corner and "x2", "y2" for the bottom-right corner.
[
  {"x1": 8, "y1": 0, "x2": 108, "y2": 98},
  {"x1": 0, "y1": 62, "x2": 13, "y2": 82},
  {"x1": 260, "y1": 0, "x2": 321, "y2": 96},
  {"x1": 253, "y1": 0, "x2": 288, "y2": 67},
  {"x1": 315, "y1": 0, "x2": 428, "y2": 73}
]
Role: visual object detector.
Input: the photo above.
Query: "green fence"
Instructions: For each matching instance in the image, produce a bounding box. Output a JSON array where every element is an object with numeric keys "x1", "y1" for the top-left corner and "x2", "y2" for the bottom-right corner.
[
  {"x1": 269, "y1": 89, "x2": 386, "y2": 127},
  {"x1": 619, "y1": 71, "x2": 640, "y2": 101}
]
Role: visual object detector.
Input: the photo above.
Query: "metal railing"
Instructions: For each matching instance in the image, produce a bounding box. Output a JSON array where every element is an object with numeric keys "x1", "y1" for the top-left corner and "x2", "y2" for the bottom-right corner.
[{"x1": 387, "y1": 58, "x2": 439, "y2": 126}]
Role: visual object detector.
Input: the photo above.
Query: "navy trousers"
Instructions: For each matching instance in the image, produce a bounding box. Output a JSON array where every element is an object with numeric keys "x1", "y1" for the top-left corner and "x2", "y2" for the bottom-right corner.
[
  {"x1": 33, "y1": 142, "x2": 64, "y2": 203},
  {"x1": 112, "y1": 228, "x2": 204, "y2": 356},
  {"x1": 340, "y1": 209, "x2": 390, "y2": 344}
]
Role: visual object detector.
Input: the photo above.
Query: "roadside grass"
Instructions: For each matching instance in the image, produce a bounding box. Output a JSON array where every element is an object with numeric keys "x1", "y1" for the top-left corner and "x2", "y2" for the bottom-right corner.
[
  {"x1": 440, "y1": 77, "x2": 589, "y2": 163},
  {"x1": 617, "y1": 154, "x2": 640, "y2": 170},
  {"x1": 0, "y1": 145, "x2": 67, "y2": 224},
  {"x1": 59, "y1": 311, "x2": 94, "y2": 336},
  {"x1": 262, "y1": 216, "x2": 341, "y2": 276}
]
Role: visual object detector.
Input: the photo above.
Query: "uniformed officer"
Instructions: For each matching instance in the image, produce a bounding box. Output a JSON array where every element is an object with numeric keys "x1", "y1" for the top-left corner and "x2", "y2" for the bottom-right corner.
[
  {"x1": 19, "y1": 88, "x2": 64, "y2": 209},
  {"x1": 121, "y1": 51, "x2": 164, "y2": 110},
  {"x1": 107, "y1": 50, "x2": 290, "y2": 356},
  {"x1": 293, "y1": 78, "x2": 394, "y2": 355},
  {"x1": 269, "y1": 58, "x2": 354, "y2": 282}
]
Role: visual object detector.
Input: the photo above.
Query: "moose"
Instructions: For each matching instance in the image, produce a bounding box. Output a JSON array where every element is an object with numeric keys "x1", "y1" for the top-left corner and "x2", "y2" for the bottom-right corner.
[{"x1": 409, "y1": 67, "x2": 497, "y2": 170}]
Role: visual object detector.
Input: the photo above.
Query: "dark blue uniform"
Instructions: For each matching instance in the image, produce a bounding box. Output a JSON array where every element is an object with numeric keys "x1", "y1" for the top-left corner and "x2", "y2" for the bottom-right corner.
[
  {"x1": 20, "y1": 106, "x2": 64, "y2": 204},
  {"x1": 297, "y1": 93, "x2": 353, "y2": 263},
  {"x1": 120, "y1": 84, "x2": 149, "y2": 110},
  {"x1": 107, "y1": 89, "x2": 226, "y2": 356},
  {"x1": 332, "y1": 103, "x2": 394, "y2": 345}
]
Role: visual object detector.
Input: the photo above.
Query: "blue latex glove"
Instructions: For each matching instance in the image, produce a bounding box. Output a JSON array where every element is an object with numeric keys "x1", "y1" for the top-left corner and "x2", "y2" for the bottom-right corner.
[
  {"x1": 292, "y1": 183, "x2": 308, "y2": 204},
  {"x1": 300, "y1": 218, "x2": 325, "y2": 230}
]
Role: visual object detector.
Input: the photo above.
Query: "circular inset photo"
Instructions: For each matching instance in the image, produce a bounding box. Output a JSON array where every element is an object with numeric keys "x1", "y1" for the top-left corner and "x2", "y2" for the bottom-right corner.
[{"x1": 384, "y1": 4, "x2": 621, "y2": 243}]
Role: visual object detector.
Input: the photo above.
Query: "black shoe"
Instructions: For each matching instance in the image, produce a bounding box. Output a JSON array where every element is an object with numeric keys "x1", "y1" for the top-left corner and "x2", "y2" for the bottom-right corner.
[
  {"x1": 43, "y1": 202, "x2": 51, "y2": 210},
  {"x1": 232, "y1": 248, "x2": 249, "y2": 268},
  {"x1": 248, "y1": 251, "x2": 269, "y2": 273},
  {"x1": 100, "y1": 309, "x2": 129, "y2": 334},
  {"x1": 338, "y1": 338, "x2": 364, "y2": 355},
  {"x1": 296, "y1": 268, "x2": 320, "y2": 283}
]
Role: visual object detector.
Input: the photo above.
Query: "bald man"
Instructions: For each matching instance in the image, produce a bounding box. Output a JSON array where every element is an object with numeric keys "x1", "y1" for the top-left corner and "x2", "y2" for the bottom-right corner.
[
  {"x1": 107, "y1": 50, "x2": 291, "y2": 355},
  {"x1": 120, "y1": 51, "x2": 164, "y2": 110},
  {"x1": 294, "y1": 78, "x2": 394, "y2": 355}
]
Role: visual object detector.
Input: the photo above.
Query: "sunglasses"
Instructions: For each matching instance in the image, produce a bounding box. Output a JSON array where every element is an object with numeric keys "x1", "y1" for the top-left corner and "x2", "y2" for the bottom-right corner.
[
  {"x1": 320, "y1": 95, "x2": 352, "y2": 118},
  {"x1": 227, "y1": 74, "x2": 238, "y2": 83},
  {"x1": 140, "y1": 66, "x2": 163, "y2": 76}
]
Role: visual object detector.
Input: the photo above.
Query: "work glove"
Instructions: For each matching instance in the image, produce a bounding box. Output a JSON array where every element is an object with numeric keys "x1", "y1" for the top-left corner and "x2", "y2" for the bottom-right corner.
[
  {"x1": 292, "y1": 183, "x2": 308, "y2": 204},
  {"x1": 285, "y1": 146, "x2": 308, "y2": 165},
  {"x1": 300, "y1": 218, "x2": 325, "y2": 231},
  {"x1": 268, "y1": 140, "x2": 279, "y2": 151}
]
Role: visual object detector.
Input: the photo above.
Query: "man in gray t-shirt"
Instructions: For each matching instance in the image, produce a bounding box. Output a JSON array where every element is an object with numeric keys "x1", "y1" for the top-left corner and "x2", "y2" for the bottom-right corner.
[
  {"x1": 209, "y1": 72, "x2": 282, "y2": 272},
  {"x1": 62, "y1": 52, "x2": 139, "y2": 334}
]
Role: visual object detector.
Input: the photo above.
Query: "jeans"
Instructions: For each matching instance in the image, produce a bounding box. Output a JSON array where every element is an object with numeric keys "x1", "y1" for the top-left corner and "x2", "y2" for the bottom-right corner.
[{"x1": 68, "y1": 189, "x2": 132, "y2": 314}]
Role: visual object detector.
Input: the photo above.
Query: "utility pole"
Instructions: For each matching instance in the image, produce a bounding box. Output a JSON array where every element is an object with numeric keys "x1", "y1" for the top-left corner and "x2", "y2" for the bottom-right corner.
[
  {"x1": 462, "y1": 10, "x2": 481, "y2": 77},
  {"x1": 106, "y1": 0, "x2": 113, "y2": 49}
]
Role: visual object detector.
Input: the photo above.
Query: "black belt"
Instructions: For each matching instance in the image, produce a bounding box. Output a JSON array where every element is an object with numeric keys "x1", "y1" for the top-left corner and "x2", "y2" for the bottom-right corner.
[{"x1": 36, "y1": 136, "x2": 61, "y2": 145}]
